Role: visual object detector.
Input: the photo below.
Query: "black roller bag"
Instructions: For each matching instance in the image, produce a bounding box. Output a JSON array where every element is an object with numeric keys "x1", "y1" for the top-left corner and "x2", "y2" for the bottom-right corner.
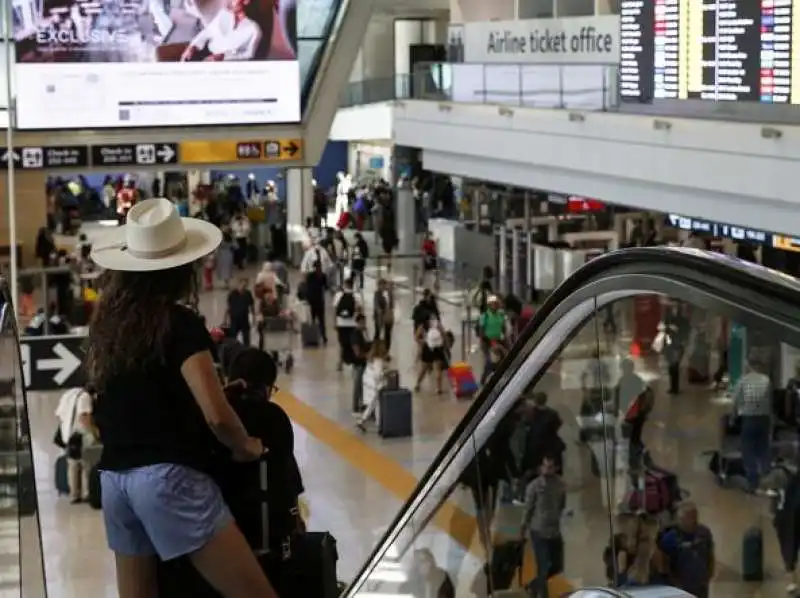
[{"x1": 158, "y1": 455, "x2": 339, "y2": 598}]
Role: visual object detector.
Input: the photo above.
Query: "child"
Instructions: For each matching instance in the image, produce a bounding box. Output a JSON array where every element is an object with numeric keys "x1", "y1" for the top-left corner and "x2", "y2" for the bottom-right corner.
[{"x1": 355, "y1": 340, "x2": 389, "y2": 432}]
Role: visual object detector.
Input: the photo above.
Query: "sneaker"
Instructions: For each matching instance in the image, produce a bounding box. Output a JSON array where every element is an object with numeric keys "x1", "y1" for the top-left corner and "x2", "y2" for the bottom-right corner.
[
  {"x1": 355, "y1": 422, "x2": 366, "y2": 433},
  {"x1": 70, "y1": 498, "x2": 83, "y2": 505},
  {"x1": 787, "y1": 582, "x2": 798, "y2": 595}
]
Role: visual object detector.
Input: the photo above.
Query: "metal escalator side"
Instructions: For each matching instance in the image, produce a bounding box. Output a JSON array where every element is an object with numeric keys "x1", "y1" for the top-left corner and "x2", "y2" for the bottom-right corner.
[
  {"x1": 0, "y1": 282, "x2": 48, "y2": 598},
  {"x1": 343, "y1": 247, "x2": 800, "y2": 597}
]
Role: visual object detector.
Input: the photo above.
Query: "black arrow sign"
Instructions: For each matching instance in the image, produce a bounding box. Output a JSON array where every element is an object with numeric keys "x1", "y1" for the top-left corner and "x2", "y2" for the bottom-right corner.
[{"x1": 282, "y1": 141, "x2": 299, "y2": 157}]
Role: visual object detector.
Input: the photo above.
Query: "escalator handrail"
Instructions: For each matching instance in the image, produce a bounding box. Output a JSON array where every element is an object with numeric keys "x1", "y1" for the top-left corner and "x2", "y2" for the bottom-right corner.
[{"x1": 345, "y1": 247, "x2": 800, "y2": 592}]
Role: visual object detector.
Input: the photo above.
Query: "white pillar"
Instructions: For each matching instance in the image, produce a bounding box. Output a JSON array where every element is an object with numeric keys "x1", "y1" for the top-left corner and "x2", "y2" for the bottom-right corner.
[
  {"x1": 286, "y1": 167, "x2": 314, "y2": 243},
  {"x1": 396, "y1": 184, "x2": 417, "y2": 255}
]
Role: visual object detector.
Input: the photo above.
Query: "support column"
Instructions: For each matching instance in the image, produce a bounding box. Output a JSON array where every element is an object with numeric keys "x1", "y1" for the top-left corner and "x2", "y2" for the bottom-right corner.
[
  {"x1": 395, "y1": 183, "x2": 416, "y2": 255},
  {"x1": 0, "y1": 171, "x2": 47, "y2": 268},
  {"x1": 286, "y1": 167, "x2": 314, "y2": 265}
]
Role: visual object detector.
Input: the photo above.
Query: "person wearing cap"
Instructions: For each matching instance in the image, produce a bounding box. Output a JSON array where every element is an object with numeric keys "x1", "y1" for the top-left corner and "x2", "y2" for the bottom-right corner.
[
  {"x1": 478, "y1": 295, "x2": 507, "y2": 384},
  {"x1": 85, "y1": 198, "x2": 278, "y2": 598}
]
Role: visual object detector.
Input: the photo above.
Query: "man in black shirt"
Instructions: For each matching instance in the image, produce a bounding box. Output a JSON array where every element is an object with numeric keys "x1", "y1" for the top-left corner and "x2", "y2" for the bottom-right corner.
[
  {"x1": 226, "y1": 277, "x2": 255, "y2": 346},
  {"x1": 350, "y1": 314, "x2": 370, "y2": 414},
  {"x1": 304, "y1": 261, "x2": 328, "y2": 344}
]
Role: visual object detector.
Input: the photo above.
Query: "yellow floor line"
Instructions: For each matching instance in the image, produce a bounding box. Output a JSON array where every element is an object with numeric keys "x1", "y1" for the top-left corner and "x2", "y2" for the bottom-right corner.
[{"x1": 275, "y1": 391, "x2": 573, "y2": 595}]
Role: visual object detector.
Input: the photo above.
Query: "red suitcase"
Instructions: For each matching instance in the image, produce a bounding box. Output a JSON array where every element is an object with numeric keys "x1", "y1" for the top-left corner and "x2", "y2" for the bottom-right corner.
[{"x1": 336, "y1": 211, "x2": 350, "y2": 230}]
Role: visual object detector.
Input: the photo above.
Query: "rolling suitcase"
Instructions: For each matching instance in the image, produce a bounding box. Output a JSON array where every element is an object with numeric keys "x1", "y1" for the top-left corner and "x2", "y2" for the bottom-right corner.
[
  {"x1": 447, "y1": 361, "x2": 478, "y2": 399},
  {"x1": 378, "y1": 388, "x2": 413, "y2": 438},
  {"x1": 55, "y1": 455, "x2": 69, "y2": 496},
  {"x1": 301, "y1": 322, "x2": 321, "y2": 347},
  {"x1": 159, "y1": 456, "x2": 340, "y2": 598},
  {"x1": 484, "y1": 539, "x2": 524, "y2": 591},
  {"x1": 742, "y1": 526, "x2": 764, "y2": 581}
]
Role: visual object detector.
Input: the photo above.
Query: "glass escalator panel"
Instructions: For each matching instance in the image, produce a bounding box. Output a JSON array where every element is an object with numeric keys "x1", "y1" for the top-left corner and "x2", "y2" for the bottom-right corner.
[
  {"x1": 345, "y1": 248, "x2": 800, "y2": 598},
  {"x1": 297, "y1": 0, "x2": 349, "y2": 108},
  {"x1": 0, "y1": 282, "x2": 47, "y2": 597}
]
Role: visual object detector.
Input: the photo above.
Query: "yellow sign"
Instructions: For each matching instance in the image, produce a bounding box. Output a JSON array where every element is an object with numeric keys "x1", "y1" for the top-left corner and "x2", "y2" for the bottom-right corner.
[
  {"x1": 179, "y1": 139, "x2": 303, "y2": 164},
  {"x1": 773, "y1": 234, "x2": 800, "y2": 253}
]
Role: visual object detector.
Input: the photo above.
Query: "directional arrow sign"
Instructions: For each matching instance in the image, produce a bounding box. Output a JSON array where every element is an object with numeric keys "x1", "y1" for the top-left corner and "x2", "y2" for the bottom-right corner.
[
  {"x1": 156, "y1": 144, "x2": 177, "y2": 163},
  {"x1": 20, "y1": 336, "x2": 86, "y2": 391},
  {"x1": 38, "y1": 342, "x2": 82, "y2": 386},
  {"x1": 282, "y1": 140, "x2": 299, "y2": 157}
]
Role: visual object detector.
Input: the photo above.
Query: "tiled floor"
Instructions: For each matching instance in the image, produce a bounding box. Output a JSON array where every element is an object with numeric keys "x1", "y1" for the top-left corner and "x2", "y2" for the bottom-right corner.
[{"x1": 9, "y1": 264, "x2": 800, "y2": 597}]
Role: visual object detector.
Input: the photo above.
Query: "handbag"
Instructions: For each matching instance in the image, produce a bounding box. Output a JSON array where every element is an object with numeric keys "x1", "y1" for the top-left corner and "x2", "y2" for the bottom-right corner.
[{"x1": 53, "y1": 390, "x2": 83, "y2": 460}]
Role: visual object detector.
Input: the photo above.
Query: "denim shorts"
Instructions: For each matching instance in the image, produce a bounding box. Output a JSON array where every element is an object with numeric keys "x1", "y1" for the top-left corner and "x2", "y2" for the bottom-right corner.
[{"x1": 101, "y1": 463, "x2": 232, "y2": 561}]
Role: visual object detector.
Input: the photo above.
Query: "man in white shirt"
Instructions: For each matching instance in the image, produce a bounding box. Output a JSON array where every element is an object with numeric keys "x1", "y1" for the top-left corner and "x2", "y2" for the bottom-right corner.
[
  {"x1": 300, "y1": 239, "x2": 334, "y2": 275},
  {"x1": 55, "y1": 386, "x2": 96, "y2": 504},
  {"x1": 180, "y1": 0, "x2": 263, "y2": 61}
]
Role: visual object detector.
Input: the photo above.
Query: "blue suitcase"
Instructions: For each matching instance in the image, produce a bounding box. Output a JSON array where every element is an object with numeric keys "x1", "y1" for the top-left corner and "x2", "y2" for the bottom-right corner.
[
  {"x1": 55, "y1": 455, "x2": 69, "y2": 496},
  {"x1": 742, "y1": 526, "x2": 764, "y2": 581},
  {"x1": 378, "y1": 388, "x2": 413, "y2": 438}
]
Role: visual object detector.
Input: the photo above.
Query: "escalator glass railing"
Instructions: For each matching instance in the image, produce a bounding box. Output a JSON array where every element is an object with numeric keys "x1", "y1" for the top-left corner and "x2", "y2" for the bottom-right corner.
[
  {"x1": 345, "y1": 248, "x2": 800, "y2": 598},
  {"x1": 0, "y1": 281, "x2": 47, "y2": 598},
  {"x1": 298, "y1": 0, "x2": 347, "y2": 110}
]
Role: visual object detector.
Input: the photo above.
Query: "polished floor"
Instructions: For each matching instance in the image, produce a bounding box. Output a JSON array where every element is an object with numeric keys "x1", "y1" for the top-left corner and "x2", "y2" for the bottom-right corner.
[{"x1": 13, "y1": 267, "x2": 800, "y2": 597}]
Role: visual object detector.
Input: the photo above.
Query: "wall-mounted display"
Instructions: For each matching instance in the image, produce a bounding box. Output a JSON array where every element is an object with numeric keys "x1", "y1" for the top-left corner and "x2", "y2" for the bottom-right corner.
[
  {"x1": 12, "y1": 0, "x2": 300, "y2": 129},
  {"x1": 621, "y1": 0, "x2": 797, "y2": 104}
]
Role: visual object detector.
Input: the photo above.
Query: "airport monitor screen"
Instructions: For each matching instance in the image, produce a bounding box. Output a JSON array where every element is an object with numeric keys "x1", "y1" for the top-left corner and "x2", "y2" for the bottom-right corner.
[
  {"x1": 620, "y1": 0, "x2": 798, "y2": 104},
  {"x1": 12, "y1": 0, "x2": 301, "y2": 129}
]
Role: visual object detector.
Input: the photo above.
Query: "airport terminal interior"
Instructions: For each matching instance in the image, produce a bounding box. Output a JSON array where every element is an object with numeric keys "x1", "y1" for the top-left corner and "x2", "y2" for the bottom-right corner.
[{"x1": 1, "y1": 0, "x2": 800, "y2": 597}]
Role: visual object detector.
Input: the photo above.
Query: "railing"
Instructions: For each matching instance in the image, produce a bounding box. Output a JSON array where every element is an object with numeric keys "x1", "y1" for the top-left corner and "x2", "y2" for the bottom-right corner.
[
  {"x1": 0, "y1": 279, "x2": 48, "y2": 598},
  {"x1": 340, "y1": 75, "x2": 411, "y2": 108},
  {"x1": 340, "y1": 63, "x2": 618, "y2": 110},
  {"x1": 343, "y1": 247, "x2": 800, "y2": 597}
]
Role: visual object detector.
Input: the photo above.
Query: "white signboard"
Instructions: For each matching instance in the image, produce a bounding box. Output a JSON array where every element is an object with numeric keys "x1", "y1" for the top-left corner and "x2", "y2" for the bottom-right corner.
[{"x1": 452, "y1": 15, "x2": 621, "y2": 65}]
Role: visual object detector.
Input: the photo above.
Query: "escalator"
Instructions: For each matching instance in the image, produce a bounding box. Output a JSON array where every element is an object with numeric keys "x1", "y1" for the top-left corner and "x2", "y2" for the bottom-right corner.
[{"x1": 344, "y1": 247, "x2": 800, "y2": 597}]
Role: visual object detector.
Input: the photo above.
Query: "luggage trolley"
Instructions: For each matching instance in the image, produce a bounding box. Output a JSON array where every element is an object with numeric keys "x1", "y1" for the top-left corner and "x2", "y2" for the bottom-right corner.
[{"x1": 259, "y1": 315, "x2": 296, "y2": 373}]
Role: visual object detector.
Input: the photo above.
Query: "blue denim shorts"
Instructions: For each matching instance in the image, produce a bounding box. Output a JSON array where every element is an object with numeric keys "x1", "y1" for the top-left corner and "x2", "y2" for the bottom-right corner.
[{"x1": 101, "y1": 464, "x2": 232, "y2": 561}]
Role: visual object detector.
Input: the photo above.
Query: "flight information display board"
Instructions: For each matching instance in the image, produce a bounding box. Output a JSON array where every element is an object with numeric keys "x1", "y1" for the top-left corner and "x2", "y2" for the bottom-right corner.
[{"x1": 620, "y1": 0, "x2": 799, "y2": 104}]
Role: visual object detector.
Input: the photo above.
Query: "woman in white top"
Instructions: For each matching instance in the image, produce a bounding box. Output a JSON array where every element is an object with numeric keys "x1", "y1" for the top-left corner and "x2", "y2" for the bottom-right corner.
[
  {"x1": 355, "y1": 340, "x2": 388, "y2": 432},
  {"x1": 230, "y1": 212, "x2": 251, "y2": 270},
  {"x1": 55, "y1": 385, "x2": 96, "y2": 503},
  {"x1": 415, "y1": 316, "x2": 447, "y2": 394}
]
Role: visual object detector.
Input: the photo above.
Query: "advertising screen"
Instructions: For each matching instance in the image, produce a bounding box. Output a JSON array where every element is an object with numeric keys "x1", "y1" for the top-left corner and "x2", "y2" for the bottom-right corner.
[{"x1": 12, "y1": 0, "x2": 301, "y2": 129}]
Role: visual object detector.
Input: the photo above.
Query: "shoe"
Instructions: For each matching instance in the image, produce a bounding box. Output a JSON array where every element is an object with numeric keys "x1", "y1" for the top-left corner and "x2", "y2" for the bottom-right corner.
[
  {"x1": 355, "y1": 422, "x2": 366, "y2": 433},
  {"x1": 70, "y1": 498, "x2": 83, "y2": 505}
]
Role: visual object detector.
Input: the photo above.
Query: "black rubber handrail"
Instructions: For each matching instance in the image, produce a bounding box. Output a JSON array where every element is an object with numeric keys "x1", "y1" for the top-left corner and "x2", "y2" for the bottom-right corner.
[{"x1": 345, "y1": 246, "x2": 800, "y2": 592}]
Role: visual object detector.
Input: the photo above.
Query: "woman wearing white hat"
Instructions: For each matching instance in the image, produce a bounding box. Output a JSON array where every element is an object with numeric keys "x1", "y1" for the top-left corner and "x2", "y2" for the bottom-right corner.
[{"x1": 85, "y1": 199, "x2": 277, "y2": 598}]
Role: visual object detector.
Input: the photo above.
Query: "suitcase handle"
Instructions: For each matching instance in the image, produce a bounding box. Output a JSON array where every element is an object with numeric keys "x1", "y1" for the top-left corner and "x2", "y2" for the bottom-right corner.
[{"x1": 257, "y1": 452, "x2": 270, "y2": 557}]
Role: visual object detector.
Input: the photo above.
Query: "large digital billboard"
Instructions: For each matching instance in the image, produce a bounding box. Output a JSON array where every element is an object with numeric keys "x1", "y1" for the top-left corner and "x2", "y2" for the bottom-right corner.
[{"x1": 12, "y1": 0, "x2": 300, "y2": 129}]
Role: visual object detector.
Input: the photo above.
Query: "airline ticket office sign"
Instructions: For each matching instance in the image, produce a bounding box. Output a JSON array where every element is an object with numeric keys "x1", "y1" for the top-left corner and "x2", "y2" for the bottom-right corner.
[{"x1": 448, "y1": 15, "x2": 620, "y2": 65}]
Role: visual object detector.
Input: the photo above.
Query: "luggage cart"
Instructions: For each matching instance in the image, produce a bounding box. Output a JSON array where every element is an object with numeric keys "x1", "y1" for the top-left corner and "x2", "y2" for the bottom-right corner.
[{"x1": 259, "y1": 315, "x2": 296, "y2": 373}]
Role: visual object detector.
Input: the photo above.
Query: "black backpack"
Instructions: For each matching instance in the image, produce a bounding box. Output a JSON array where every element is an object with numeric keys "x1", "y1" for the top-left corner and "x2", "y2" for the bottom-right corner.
[{"x1": 336, "y1": 292, "x2": 356, "y2": 319}]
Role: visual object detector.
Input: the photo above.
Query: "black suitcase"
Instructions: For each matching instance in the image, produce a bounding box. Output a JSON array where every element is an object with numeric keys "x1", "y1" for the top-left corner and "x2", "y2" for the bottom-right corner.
[
  {"x1": 88, "y1": 466, "x2": 102, "y2": 510},
  {"x1": 55, "y1": 455, "x2": 69, "y2": 496},
  {"x1": 742, "y1": 526, "x2": 764, "y2": 581},
  {"x1": 378, "y1": 388, "x2": 413, "y2": 438},
  {"x1": 301, "y1": 322, "x2": 321, "y2": 347},
  {"x1": 484, "y1": 539, "x2": 524, "y2": 591},
  {"x1": 159, "y1": 457, "x2": 339, "y2": 598}
]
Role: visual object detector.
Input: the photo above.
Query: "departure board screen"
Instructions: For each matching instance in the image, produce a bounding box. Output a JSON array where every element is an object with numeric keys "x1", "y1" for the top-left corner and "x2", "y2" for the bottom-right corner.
[{"x1": 619, "y1": 0, "x2": 800, "y2": 104}]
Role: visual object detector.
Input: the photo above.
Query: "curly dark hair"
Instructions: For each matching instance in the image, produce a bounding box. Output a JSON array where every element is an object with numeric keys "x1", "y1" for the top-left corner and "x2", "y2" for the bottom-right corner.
[{"x1": 85, "y1": 264, "x2": 198, "y2": 391}]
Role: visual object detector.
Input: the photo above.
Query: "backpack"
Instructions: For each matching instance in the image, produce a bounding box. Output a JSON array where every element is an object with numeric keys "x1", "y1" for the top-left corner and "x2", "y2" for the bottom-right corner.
[{"x1": 336, "y1": 292, "x2": 356, "y2": 319}]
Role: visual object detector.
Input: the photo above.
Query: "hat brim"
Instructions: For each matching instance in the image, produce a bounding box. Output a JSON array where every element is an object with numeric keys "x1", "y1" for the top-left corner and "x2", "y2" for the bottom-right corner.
[{"x1": 90, "y1": 218, "x2": 222, "y2": 272}]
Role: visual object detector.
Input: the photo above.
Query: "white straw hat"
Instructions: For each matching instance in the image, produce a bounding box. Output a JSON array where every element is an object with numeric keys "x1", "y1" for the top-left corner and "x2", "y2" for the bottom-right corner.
[{"x1": 90, "y1": 198, "x2": 222, "y2": 272}]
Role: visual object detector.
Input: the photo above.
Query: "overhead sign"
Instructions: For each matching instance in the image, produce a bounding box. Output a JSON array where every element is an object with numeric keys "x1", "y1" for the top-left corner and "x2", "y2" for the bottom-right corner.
[
  {"x1": 179, "y1": 139, "x2": 303, "y2": 165},
  {"x1": 12, "y1": 0, "x2": 301, "y2": 130},
  {"x1": 19, "y1": 336, "x2": 86, "y2": 392},
  {"x1": 92, "y1": 143, "x2": 179, "y2": 167},
  {"x1": 666, "y1": 214, "x2": 771, "y2": 245},
  {"x1": 451, "y1": 15, "x2": 620, "y2": 65},
  {"x1": 1, "y1": 146, "x2": 89, "y2": 169}
]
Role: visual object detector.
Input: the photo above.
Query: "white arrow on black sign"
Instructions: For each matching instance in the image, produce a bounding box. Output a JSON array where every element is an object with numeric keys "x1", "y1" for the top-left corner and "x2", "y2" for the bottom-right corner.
[
  {"x1": 1, "y1": 149, "x2": 20, "y2": 163},
  {"x1": 156, "y1": 144, "x2": 176, "y2": 163},
  {"x1": 37, "y1": 342, "x2": 82, "y2": 386}
]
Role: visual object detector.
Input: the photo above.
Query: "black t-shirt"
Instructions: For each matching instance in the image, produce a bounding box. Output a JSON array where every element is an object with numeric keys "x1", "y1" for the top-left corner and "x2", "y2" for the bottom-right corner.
[
  {"x1": 228, "y1": 289, "x2": 253, "y2": 323},
  {"x1": 94, "y1": 305, "x2": 217, "y2": 473}
]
